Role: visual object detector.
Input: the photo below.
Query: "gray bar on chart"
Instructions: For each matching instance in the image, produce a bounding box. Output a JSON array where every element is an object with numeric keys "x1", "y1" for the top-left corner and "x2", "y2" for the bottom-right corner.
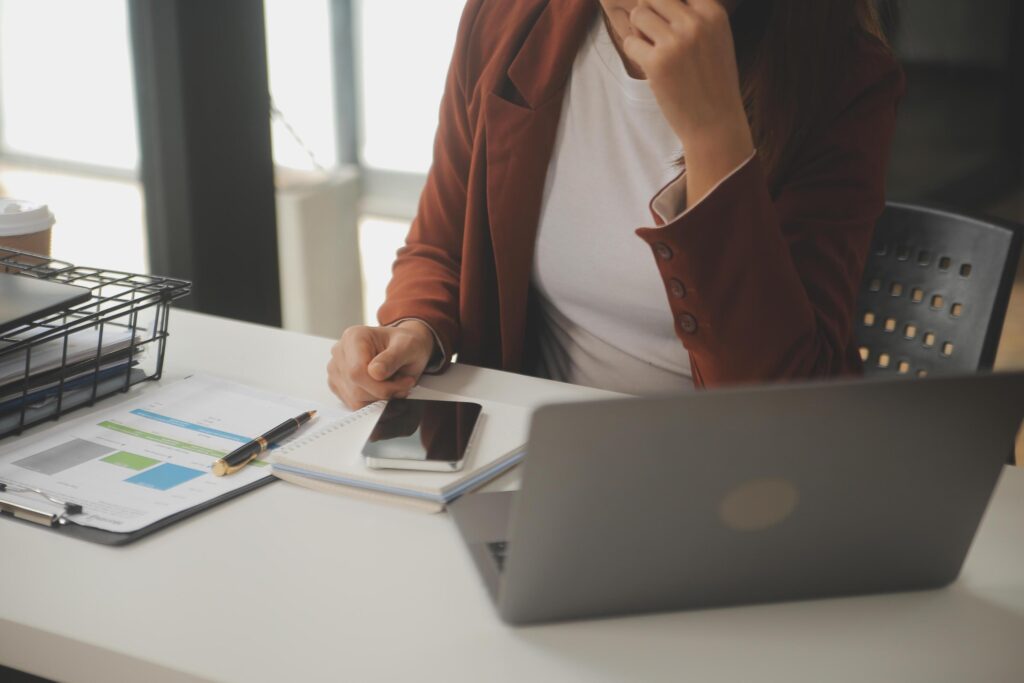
[{"x1": 14, "y1": 439, "x2": 113, "y2": 476}]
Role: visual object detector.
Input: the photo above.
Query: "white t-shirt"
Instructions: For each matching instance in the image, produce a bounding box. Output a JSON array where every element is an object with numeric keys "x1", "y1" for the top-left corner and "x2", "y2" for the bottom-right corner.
[{"x1": 531, "y1": 17, "x2": 693, "y2": 395}]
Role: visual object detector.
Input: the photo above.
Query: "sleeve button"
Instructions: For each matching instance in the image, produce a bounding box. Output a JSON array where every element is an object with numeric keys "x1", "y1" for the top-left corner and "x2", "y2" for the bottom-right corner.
[
  {"x1": 669, "y1": 278, "x2": 687, "y2": 298},
  {"x1": 654, "y1": 243, "x2": 673, "y2": 261},
  {"x1": 677, "y1": 313, "x2": 698, "y2": 334}
]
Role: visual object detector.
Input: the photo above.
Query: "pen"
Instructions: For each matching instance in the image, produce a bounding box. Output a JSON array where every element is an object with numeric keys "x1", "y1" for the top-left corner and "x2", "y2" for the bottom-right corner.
[{"x1": 212, "y1": 410, "x2": 318, "y2": 476}]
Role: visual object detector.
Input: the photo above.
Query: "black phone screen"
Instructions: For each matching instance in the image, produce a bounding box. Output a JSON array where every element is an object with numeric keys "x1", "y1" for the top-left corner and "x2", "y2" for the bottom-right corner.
[{"x1": 362, "y1": 398, "x2": 482, "y2": 466}]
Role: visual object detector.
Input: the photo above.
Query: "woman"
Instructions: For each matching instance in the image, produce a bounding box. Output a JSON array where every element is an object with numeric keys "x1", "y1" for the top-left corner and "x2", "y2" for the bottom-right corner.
[{"x1": 328, "y1": 0, "x2": 904, "y2": 409}]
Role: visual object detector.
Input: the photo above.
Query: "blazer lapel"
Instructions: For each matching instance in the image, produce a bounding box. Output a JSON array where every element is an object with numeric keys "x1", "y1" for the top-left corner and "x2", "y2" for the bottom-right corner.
[{"x1": 484, "y1": 0, "x2": 596, "y2": 369}]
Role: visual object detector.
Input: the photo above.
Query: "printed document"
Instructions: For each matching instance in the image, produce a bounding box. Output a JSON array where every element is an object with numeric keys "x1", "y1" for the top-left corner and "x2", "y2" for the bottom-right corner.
[{"x1": 0, "y1": 375, "x2": 347, "y2": 533}]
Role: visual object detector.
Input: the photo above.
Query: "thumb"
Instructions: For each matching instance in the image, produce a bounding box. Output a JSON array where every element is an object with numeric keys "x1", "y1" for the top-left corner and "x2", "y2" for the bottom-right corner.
[
  {"x1": 367, "y1": 352, "x2": 396, "y2": 381},
  {"x1": 367, "y1": 337, "x2": 411, "y2": 381}
]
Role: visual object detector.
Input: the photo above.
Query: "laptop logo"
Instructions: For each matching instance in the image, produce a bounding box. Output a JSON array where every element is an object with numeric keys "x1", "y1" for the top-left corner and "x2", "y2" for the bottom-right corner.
[{"x1": 719, "y1": 477, "x2": 799, "y2": 532}]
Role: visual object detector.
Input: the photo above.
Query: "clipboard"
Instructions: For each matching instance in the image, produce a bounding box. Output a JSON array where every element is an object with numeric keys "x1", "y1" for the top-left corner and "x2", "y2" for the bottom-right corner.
[
  {"x1": 0, "y1": 375, "x2": 342, "y2": 546},
  {"x1": 0, "y1": 476, "x2": 275, "y2": 546}
]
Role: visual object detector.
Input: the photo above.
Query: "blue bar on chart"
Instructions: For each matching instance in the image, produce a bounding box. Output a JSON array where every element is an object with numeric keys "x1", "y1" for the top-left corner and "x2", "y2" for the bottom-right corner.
[
  {"x1": 130, "y1": 409, "x2": 253, "y2": 443},
  {"x1": 126, "y1": 463, "x2": 205, "y2": 491}
]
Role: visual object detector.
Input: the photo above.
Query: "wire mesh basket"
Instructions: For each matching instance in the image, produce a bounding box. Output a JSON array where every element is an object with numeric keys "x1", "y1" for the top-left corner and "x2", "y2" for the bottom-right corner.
[{"x1": 0, "y1": 248, "x2": 191, "y2": 439}]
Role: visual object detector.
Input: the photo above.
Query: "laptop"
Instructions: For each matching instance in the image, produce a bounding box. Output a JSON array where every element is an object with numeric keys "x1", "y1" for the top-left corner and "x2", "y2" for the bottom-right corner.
[
  {"x1": 449, "y1": 371, "x2": 1024, "y2": 625},
  {"x1": 0, "y1": 272, "x2": 91, "y2": 335}
]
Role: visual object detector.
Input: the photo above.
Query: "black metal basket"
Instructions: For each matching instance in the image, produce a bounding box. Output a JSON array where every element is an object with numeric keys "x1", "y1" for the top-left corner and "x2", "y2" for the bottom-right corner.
[{"x1": 0, "y1": 248, "x2": 191, "y2": 439}]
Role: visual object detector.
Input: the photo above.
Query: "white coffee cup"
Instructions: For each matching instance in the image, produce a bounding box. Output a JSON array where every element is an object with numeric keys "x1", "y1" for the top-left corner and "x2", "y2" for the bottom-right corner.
[{"x1": 0, "y1": 197, "x2": 55, "y2": 257}]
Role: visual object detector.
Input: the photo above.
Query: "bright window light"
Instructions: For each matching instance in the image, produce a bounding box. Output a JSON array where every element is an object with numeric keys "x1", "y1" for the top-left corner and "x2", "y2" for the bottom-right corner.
[
  {"x1": 0, "y1": 0, "x2": 138, "y2": 170},
  {"x1": 264, "y1": 0, "x2": 338, "y2": 170},
  {"x1": 358, "y1": 215, "x2": 409, "y2": 325},
  {"x1": 0, "y1": 165, "x2": 147, "y2": 274},
  {"x1": 357, "y1": 0, "x2": 466, "y2": 174}
]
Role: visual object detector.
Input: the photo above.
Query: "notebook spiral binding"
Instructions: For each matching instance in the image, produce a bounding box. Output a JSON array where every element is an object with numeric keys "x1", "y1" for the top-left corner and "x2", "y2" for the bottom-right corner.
[{"x1": 273, "y1": 401, "x2": 384, "y2": 456}]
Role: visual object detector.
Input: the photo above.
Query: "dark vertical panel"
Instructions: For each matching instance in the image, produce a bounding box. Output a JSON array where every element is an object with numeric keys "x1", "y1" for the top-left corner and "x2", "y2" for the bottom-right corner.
[
  {"x1": 130, "y1": 0, "x2": 281, "y2": 326},
  {"x1": 1010, "y1": 2, "x2": 1024, "y2": 186},
  {"x1": 330, "y1": 0, "x2": 360, "y2": 166},
  {"x1": 1009, "y1": 1, "x2": 1024, "y2": 272}
]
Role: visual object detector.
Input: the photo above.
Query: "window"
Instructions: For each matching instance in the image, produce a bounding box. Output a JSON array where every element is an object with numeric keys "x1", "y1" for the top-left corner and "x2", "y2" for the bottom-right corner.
[
  {"x1": 352, "y1": 1, "x2": 466, "y2": 322},
  {"x1": 0, "y1": 0, "x2": 138, "y2": 170},
  {"x1": 0, "y1": 167, "x2": 146, "y2": 274},
  {"x1": 264, "y1": 0, "x2": 338, "y2": 171},
  {"x1": 0, "y1": 0, "x2": 146, "y2": 274},
  {"x1": 356, "y1": 0, "x2": 465, "y2": 175},
  {"x1": 358, "y1": 215, "x2": 409, "y2": 324}
]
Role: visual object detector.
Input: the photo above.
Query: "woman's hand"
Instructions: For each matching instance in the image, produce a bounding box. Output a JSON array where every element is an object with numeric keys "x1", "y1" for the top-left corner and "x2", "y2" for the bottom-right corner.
[
  {"x1": 327, "y1": 321, "x2": 435, "y2": 409},
  {"x1": 619, "y1": 0, "x2": 755, "y2": 207}
]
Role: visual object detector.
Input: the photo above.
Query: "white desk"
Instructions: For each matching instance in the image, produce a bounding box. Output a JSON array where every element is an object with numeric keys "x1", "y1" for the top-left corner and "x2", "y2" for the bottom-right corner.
[{"x1": 2, "y1": 310, "x2": 1023, "y2": 683}]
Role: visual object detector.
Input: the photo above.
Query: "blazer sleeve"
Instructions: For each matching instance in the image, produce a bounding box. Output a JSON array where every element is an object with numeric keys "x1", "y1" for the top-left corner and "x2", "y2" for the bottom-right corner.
[
  {"x1": 376, "y1": 0, "x2": 485, "y2": 369},
  {"x1": 635, "y1": 54, "x2": 905, "y2": 388}
]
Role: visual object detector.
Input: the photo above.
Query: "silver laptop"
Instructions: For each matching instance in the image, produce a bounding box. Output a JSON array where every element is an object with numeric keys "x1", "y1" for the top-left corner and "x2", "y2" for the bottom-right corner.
[{"x1": 449, "y1": 371, "x2": 1024, "y2": 625}]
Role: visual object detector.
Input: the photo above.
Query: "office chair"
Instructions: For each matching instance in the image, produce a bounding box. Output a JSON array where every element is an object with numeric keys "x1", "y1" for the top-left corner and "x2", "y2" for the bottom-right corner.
[{"x1": 855, "y1": 202, "x2": 1023, "y2": 378}]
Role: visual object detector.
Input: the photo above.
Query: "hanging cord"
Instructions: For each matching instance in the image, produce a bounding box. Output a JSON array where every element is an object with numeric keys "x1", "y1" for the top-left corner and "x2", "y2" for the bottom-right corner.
[{"x1": 269, "y1": 96, "x2": 327, "y2": 172}]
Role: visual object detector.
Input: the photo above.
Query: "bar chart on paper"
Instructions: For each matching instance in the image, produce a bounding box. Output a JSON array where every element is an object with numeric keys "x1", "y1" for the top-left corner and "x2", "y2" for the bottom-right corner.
[
  {"x1": 126, "y1": 463, "x2": 206, "y2": 491},
  {"x1": 0, "y1": 375, "x2": 348, "y2": 533}
]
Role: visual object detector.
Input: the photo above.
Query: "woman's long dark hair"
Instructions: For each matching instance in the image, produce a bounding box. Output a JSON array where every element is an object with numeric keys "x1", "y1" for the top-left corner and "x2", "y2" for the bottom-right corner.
[{"x1": 730, "y1": 0, "x2": 891, "y2": 190}]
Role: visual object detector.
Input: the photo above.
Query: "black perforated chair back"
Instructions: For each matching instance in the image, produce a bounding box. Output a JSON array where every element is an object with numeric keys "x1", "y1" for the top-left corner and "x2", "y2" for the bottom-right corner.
[{"x1": 855, "y1": 202, "x2": 1023, "y2": 377}]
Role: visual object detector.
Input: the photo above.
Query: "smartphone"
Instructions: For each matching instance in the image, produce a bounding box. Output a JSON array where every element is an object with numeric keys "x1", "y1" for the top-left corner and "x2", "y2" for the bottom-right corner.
[{"x1": 362, "y1": 398, "x2": 483, "y2": 472}]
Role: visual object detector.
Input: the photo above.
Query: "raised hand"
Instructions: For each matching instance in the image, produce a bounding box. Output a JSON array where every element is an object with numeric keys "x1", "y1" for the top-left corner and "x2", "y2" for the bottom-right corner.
[{"x1": 619, "y1": 0, "x2": 755, "y2": 207}]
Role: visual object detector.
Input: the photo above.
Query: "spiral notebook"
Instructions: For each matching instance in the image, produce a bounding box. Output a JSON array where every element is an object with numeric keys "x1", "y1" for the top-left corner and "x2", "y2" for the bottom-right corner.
[{"x1": 271, "y1": 391, "x2": 530, "y2": 512}]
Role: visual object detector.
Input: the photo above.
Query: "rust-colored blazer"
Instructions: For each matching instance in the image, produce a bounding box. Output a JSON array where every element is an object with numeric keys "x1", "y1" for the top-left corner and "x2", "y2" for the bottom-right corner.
[{"x1": 378, "y1": 0, "x2": 904, "y2": 388}]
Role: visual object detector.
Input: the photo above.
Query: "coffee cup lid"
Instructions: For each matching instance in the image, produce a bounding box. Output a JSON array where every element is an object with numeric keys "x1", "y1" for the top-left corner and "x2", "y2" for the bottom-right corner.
[{"x1": 0, "y1": 198, "x2": 56, "y2": 236}]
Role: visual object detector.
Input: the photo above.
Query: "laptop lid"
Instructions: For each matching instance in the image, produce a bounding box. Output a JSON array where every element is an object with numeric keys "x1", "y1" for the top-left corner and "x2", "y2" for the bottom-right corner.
[
  {"x1": 495, "y1": 372, "x2": 1024, "y2": 624},
  {"x1": 0, "y1": 273, "x2": 91, "y2": 335}
]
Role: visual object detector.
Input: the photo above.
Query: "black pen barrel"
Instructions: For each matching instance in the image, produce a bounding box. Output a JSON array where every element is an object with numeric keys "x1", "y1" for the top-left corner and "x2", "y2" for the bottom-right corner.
[
  {"x1": 214, "y1": 411, "x2": 316, "y2": 475},
  {"x1": 222, "y1": 440, "x2": 263, "y2": 465},
  {"x1": 263, "y1": 419, "x2": 300, "y2": 445}
]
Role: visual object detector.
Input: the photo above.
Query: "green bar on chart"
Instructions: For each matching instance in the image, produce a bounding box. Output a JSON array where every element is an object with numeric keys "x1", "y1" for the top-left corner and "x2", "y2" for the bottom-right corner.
[{"x1": 101, "y1": 451, "x2": 160, "y2": 471}]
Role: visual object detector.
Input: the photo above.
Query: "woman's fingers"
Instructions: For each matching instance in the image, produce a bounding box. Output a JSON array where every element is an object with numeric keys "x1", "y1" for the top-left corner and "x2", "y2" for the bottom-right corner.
[
  {"x1": 327, "y1": 357, "x2": 368, "y2": 409},
  {"x1": 622, "y1": 33, "x2": 655, "y2": 64},
  {"x1": 606, "y1": 6, "x2": 634, "y2": 40},
  {"x1": 673, "y1": 0, "x2": 726, "y2": 22},
  {"x1": 628, "y1": 5, "x2": 674, "y2": 45},
  {"x1": 346, "y1": 342, "x2": 415, "y2": 397},
  {"x1": 327, "y1": 323, "x2": 423, "y2": 409},
  {"x1": 329, "y1": 353, "x2": 407, "y2": 409},
  {"x1": 342, "y1": 381, "x2": 383, "y2": 410},
  {"x1": 642, "y1": 0, "x2": 700, "y2": 24}
]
